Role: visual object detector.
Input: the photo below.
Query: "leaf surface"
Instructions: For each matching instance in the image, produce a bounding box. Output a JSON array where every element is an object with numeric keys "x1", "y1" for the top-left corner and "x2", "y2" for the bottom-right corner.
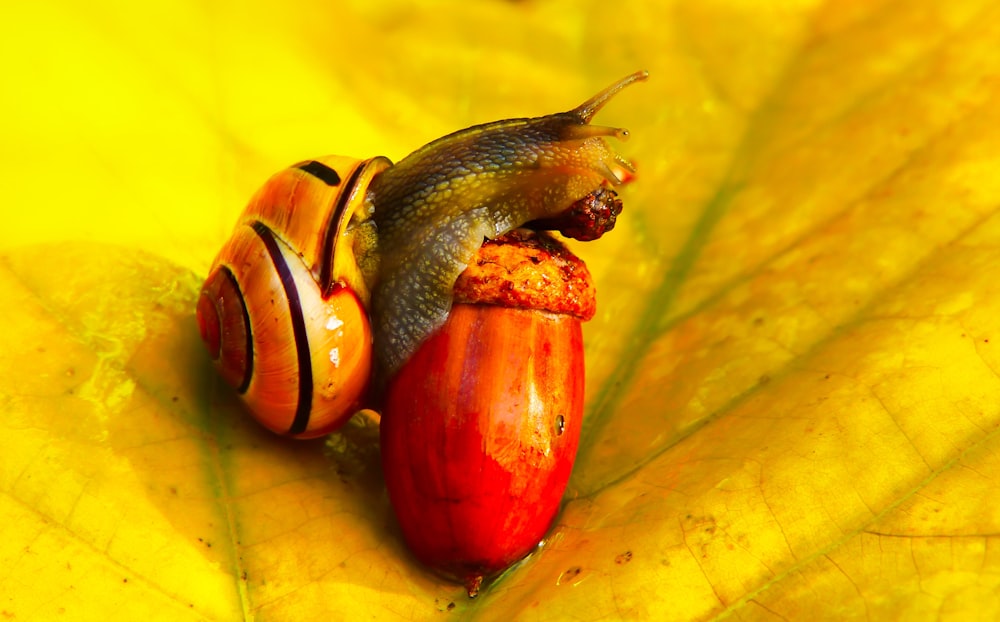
[{"x1": 3, "y1": 0, "x2": 1000, "y2": 619}]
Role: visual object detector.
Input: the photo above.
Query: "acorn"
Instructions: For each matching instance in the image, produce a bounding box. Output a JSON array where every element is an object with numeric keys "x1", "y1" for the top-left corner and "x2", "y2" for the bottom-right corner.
[{"x1": 380, "y1": 228, "x2": 598, "y2": 596}]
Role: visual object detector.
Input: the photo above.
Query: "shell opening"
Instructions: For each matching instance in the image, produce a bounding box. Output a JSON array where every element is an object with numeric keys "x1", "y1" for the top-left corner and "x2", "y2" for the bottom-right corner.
[
  {"x1": 196, "y1": 290, "x2": 221, "y2": 359},
  {"x1": 198, "y1": 265, "x2": 253, "y2": 393}
]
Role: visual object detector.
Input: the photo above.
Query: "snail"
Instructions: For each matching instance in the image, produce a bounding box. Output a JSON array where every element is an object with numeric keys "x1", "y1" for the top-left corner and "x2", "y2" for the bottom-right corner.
[{"x1": 197, "y1": 71, "x2": 646, "y2": 438}]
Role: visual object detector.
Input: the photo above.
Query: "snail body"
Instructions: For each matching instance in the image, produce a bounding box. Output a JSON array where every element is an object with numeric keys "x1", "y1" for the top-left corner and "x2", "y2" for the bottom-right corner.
[{"x1": 370, "y1": 71, "x2": 647, "y2": 381}]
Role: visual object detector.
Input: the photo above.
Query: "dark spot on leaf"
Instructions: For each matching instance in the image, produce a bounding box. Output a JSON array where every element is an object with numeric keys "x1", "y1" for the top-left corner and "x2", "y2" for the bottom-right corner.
[
  {"x1": 615, "y1": 551, "x2": 633, "y2": 564},
  {"x1": 435, "y1": 597, "x2": 459, "y2": 612}
]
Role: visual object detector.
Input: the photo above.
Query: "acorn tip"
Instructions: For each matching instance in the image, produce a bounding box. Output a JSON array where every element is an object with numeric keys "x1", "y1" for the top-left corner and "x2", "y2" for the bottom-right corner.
[{"x1": 466, "y1": 574, "x2": 483, "y2": 598}]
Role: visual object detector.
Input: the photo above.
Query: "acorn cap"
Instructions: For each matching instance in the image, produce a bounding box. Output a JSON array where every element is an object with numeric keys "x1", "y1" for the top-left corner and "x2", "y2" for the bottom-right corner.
[{"x1": 453, "y1": 229, "x2": 596, "y2": 321}]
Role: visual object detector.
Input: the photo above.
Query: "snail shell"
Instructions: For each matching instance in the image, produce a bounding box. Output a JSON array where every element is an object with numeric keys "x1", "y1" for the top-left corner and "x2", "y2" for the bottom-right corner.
[{"x1": 197, "y1": 156, "x2": 388, "y2": 437}]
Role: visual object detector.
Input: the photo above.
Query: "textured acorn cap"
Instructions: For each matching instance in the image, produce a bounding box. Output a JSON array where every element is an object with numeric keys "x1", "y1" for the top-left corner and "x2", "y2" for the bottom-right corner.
[{"x1": 453, "y1": 229, "x2": 596, "y2": 321}]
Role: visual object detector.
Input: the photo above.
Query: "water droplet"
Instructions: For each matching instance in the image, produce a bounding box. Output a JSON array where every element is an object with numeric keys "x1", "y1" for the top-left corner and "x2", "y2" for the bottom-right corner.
[{"x1": 555, "y1": 414, "x2": 565, "y2": 435}]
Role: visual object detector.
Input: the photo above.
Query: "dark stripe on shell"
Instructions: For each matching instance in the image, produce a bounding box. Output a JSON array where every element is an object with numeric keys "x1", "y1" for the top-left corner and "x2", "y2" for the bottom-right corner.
[
  {"x1": 252, "y1": 221, "x2": 314, "y2": 435},
  {"x1": 297, "y1": 160, "x2": 342, "y2": 187},
  {"x1": 222, "y1": 265, "x2": 255, "y2": 394},
  {"x1": 319, "y1": 161, "x2": 367, "y2": 295}
]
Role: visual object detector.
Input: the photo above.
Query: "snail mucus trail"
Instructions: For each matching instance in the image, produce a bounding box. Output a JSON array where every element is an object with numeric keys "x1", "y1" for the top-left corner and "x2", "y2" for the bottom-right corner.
[{"x1": 363, "y1": 70, "x2": 648, "y2": 386}]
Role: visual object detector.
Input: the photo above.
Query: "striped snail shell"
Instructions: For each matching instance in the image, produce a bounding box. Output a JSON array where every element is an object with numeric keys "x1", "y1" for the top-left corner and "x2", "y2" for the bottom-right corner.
[{"x1": 197, "y1": 156, "x2": 388, "y2": 438}]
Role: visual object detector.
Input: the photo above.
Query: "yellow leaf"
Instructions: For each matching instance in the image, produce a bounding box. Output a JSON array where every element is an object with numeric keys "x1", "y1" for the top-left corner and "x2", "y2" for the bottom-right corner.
[{"x1": 3, "y1": 0, "x2": 1000, "y2": 619}]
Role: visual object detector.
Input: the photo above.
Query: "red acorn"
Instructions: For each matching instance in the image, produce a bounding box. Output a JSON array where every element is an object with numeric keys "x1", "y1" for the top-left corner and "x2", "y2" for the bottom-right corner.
[{"x1": 380, "y1": 230, "x2": 596, "y2": 596}]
